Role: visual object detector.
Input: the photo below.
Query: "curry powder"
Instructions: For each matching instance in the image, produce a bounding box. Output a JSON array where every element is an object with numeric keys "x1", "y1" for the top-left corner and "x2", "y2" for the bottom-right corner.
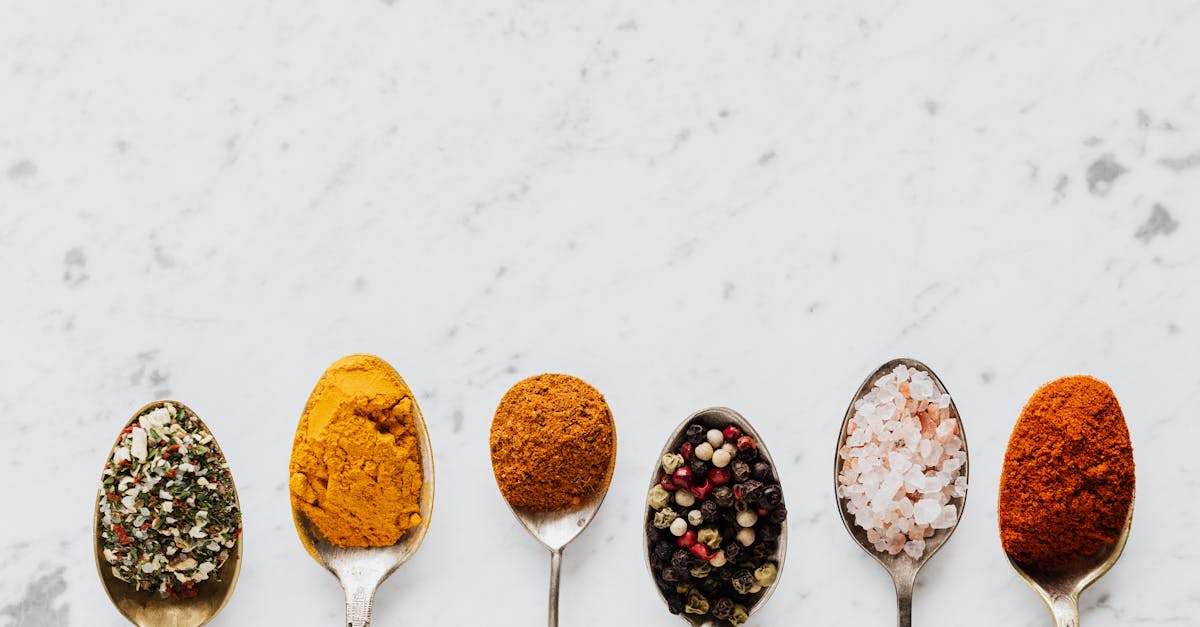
[{"x1": 289, "y1": 354, "x2": 424, "y2": 547}]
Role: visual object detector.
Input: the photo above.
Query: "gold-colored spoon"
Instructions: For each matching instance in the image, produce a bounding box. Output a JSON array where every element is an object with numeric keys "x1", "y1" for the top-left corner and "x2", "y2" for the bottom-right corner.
[
  {"x1": 834, "y1": 358, "x2": 969, "y2": 627},
  {"x1": 645, "y1": 407, "x2": 788, "y2": 626},
  {"x1": 93, "y1": 401, "x2": 242, "y2": 627},
  {"x1": 290, "y1": 359, "x2": 435, "y2": 627},
  {"x1": 1002, "y1": 499, "x2": 1133, "y2": 627}
]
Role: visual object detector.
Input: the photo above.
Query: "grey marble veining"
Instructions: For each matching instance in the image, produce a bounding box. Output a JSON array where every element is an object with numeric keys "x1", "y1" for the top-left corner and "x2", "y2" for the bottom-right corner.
[{"x1": 2, "y1": 3, "x2": 1199, "y2": 626}]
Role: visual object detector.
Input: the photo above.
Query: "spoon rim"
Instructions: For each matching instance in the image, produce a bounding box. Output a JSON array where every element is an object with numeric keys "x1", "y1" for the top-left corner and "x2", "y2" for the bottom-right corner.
[
  {"x1": 832, "y1": 357, "x2": 970, "y2": 573},
  {"x1": 93, "y1": 399, "x2": 243, "y2": 626},
  {"x1": 642, "y1": 406, "x2": 789, "y2": 625}
]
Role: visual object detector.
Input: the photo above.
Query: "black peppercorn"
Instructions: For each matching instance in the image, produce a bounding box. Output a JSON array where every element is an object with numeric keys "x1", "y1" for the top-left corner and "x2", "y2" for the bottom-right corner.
[
  {"x1": 723, "y1": 541, "x2": 743, "y2": 563},
  {"x1": 650, "y1": 552, "x2": 665, "y2": 570},
  {"x1": 689, "y1": 459, "x2": 709, "y2": 479},
  {"x1": 698, "y1": 575, "x2": 721, "y2": 596},
  {"x1": 752, "y1": 540, "x2": 776, "y2": 560},
  {"x1": 757, "y1": 523, "x2": 779, "y2": 544},
  {"x1": 714, "y1": 564, "x2": 734, "y2": 580},
  {"x1": 666, "y1": 596, "x2": 685, "y2": 614},
  {"x1": 713, "y1": 485, "x2": 735, "y2": 508},
  {"x1": 769, "y1": 505, "x2": 788, "y2": 524},
  {"x1": 732, "y1": 459, "x2": 751, "y2": 482},
  {"x1": 655, "y1": 540, "x2": 673, "y2": 561},
  {"x1": 671, "y1": 549, "x2": 692, "y2": 571},
  {"x1": 700, "y1": 500, "x2": 719, "y2": 523},
  {"x1": 731, "y1": 569, "x2": 755, "y2": 595},
  {"x1": 758, "y1": 485, "x2": 783, "y2": 510},
  {"x1": 711, "y1": 597, "x2": 734, "y2": 620},
  {"x1": 751, "y1": 461, "x2": 772, "y2": 482},
  {"x1": 686, "y1": 424, "x2": 706, "y2": 445},
  {"x1": 735, "y1": 479, "x2": 763, "y2": 504}
]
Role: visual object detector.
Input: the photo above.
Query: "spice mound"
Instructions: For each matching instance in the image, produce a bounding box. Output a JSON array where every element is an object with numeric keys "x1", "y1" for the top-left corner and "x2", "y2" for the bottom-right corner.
[
  {"x1": 999, "y1": 375, "x2": 1135, "y2": 570},
  {"x1": 490, "y1": 374, "x2": 615, "y2": 511},
  {"x1": 646, "y1": 420, "x2": 786, "y2": 625},
  {"x1": 289, "y1": 354, "x2": 424, "y2": 548},
  {"x1": 99, "y1": 402, "x2": 241, "y2": 597},
  {"x1": 837, "y1": 364, "x2": 966, "y2": 559}
]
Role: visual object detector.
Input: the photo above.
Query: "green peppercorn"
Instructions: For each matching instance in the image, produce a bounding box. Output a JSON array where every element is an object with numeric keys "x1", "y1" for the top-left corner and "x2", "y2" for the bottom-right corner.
[
  {"x1": 648, "y1": 485, "x2": 670, "y2": 509},
  {"x1": 652, "y1": 506, "x2": 678, "y2": 529},
  {"x1": 661, "y1": 452, "x2": 686, "y2": 474},
  {"x1": 684, "y1": 589, "x2": 710, "y2": 614},
  {"x1": 731, "y1": 603, "x2": 750, "y2": 625},
  {"x1": 697, "y1": 527, "x2": 722, "y2": 549},
  {"x1": 754, "y1": 562, "x2": 778, "y2": 586},
  {"x1": 689, "y1": 561, "x2": 711, "y2": 579}
]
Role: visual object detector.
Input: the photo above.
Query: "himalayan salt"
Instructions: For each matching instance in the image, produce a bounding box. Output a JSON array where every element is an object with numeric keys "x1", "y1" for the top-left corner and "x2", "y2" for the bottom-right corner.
[{"x1": 837, "y1": 365, "x2": 966, "y2": 558}]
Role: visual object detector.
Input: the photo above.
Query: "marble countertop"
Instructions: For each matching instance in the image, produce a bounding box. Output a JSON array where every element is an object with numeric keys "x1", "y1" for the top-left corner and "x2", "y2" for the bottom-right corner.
[{"x1": 2, "y1": 3, "x2": 1198, "y2": 626}]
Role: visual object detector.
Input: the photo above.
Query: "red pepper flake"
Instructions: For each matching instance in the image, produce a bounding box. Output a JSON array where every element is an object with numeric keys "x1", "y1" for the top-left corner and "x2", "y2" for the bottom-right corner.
[
  {"x1": 164, "y1": 469, "x2": 177, "y2": 479},
  {"x1": 106, "y1": 493, "x2": 119, "y2": 501},
  {"x1": 112, "y1": 525, "x2": 131, "y2": 544}
]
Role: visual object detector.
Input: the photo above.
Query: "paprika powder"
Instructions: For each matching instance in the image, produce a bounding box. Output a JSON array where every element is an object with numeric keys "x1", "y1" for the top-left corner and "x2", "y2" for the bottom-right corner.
[
  {"x1": 998, "y1": 375, "x2": 1134, "y2": 570},
  {"x1": 490, "y1": 374, "x2": 616, "y2": 511}
]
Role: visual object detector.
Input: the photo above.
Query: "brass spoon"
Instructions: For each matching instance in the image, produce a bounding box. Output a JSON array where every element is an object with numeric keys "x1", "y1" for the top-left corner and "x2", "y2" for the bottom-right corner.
[
  {"x1": 493, "y1": 411, "x2": 616, "y2": 626},
  {"x1": 290, "y1": 361, "x2": 435, "y2": 627},
  {"x1": 1002, "y1": 491, "x2": 1134, "y2": 625},
  {"x1": 644, "y1": 407, "x2": 789, "y2": 626},
  {"x1": 834, "y1": 358, "x2": 970, "y2": 627},
  {"x1": 93, "y1": 401, "x2": 242, "y2": 627}
]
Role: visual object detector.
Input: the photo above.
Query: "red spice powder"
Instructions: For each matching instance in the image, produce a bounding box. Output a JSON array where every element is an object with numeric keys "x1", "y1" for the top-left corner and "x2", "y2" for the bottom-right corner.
[{"x1": 998, "y1": 375, "x2": 1135, "y2": 570}]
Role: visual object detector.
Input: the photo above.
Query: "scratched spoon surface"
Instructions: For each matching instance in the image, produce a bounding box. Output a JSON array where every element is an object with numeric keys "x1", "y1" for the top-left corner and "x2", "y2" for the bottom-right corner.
[
  {"x1": 290, "y1": 359, "x2": 435, "y2": 627},
  {"x1": 644, "y1": 406, "x2": 788, "y2": 627},
  {"x1": 834, "y1": 358, "x2": 969, "y2": 627},
  {"x1": 1002, "y1": 497, "x2": 1133, "y2": 627},
  {"x1": 93, "y1": 400, "x2": 242, "y2": 627}
]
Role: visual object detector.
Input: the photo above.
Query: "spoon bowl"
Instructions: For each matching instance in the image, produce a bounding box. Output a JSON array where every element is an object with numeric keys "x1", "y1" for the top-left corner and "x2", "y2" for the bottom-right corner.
[
  {"x1": 834, "y1": 358, "x2": 969, "y2": 627},
  {"x1": 290, "y1": 371, "x2": 435, "y2": 627},
  {"x1": 644, "y1": 407, "x2": 788, "y2": 627},
  {"x1": 93, "y1": 401, "x2": 242, "y2": 627},
  {"x1": 505, "y1": 494, "x2": 612, "y2": 627},
  {"x1": 1004, "y1": 490, "x2": 1134, "y2": 626}
]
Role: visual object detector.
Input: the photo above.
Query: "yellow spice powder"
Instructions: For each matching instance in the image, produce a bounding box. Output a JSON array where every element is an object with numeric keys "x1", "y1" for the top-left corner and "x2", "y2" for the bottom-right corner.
[{"x1": 289, "y1": 354, "x2": 424, "y2": 547}]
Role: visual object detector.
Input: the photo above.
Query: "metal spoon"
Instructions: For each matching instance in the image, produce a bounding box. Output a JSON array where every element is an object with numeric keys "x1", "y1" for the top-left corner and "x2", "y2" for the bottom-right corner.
[
  {"x1": 290, "y1": 365, "x2": 435, "y2": 627},
  {"x1": 93, "y1": 401, "x2": 242, "y2": 627},
  {"x1": 1002, "y1": 490, "x2": 1134, "y2": 626},
  {"x1": 834, "y1": 358, "x2": 969, "y2": 627},
  {"x1": 644, "y1": 406, "x2": 789, "y2": 626},
  {"x1": 494, "y1": 423, "x2": 616, "y2": 626}
]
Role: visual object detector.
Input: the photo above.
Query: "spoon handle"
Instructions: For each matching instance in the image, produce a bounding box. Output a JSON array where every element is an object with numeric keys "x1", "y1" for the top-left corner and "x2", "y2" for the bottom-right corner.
[
  {"x1": 1049, "y1": 594, "x2": 1080, "y2": 627},
  {"x1": 548, "y1": 547, "x2": 563, "y2": 627},
  {"x1": 343, "y1": 580, "x2": 379, "y2": 627},
  {"x1": 891, "y1": 569, "x2": 916, "y2": 627}
]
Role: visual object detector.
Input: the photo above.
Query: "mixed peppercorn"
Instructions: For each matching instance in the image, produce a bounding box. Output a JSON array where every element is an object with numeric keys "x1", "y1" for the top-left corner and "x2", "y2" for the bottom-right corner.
[
  {"x1": 99, "y1": 403, "x2": 241, "y2": 597},
  {"x1": 646, "y1": 422, "x2": 786, "y2": 625}
]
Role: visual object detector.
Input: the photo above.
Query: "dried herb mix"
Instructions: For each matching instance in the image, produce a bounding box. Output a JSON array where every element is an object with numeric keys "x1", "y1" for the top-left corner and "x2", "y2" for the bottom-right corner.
[
  {"x1": 646, "y1": 421, "x2": 785, "y2": 625},
  {"x1": 99, "y1": 402, "x2": 240, "y2": 597},
  {"x1": 490, "y1": 374, "x2": 616, "y2": 511}
]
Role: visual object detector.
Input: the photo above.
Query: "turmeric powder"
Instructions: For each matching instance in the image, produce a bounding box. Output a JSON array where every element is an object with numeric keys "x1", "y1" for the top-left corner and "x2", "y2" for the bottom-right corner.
[{"x1": 289, "y1": 354, "x2": 425, "y2": 547}]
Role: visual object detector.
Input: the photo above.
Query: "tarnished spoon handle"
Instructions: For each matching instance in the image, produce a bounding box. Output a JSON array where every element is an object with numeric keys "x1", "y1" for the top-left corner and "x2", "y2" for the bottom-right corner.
[
  {"x1": 548, "y1": 548, "x2": 564, "y2": 627},
  {"x1": 343, "y1": 581, "x2": 379, "y2": 627},
  {"x1": 891, "y1": 570, "x2": 915, "y2": 627},
  {"x1": 1050, "y1": 594, "x2": 1080, "y2": 627}
]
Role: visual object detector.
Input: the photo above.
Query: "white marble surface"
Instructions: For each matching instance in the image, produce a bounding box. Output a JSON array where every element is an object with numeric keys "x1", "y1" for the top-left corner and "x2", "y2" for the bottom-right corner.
[{"x1": 2, "y1": 3, "x2": 1199, "y2": 626}]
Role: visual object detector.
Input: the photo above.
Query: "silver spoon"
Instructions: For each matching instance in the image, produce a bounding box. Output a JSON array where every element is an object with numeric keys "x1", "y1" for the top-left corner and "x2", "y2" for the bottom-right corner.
[
  {"x1": 644, "y1": 406, "x2": 789, "y2": 626},
  {"x1": 93, "y1": 400, "x2": 242, "y2": 627},
  {"x1": 493, "y1": 423, "x2": 616, "y2": 626},
  {"x1": 1002, "y1": 489, "x2": 1134, "y2": 626},
  {"x1": 834, "y1": 358, "x2": 969, "y2": 627},
  {"x1": 290, "y1": 361, "x2": 435, "y2": 627}
]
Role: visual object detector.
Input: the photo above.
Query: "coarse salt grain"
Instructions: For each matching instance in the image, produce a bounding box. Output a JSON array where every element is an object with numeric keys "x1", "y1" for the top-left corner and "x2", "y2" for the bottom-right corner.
[{"x1": 838, "y1": 365, "x2": 966, "y2": 558}]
